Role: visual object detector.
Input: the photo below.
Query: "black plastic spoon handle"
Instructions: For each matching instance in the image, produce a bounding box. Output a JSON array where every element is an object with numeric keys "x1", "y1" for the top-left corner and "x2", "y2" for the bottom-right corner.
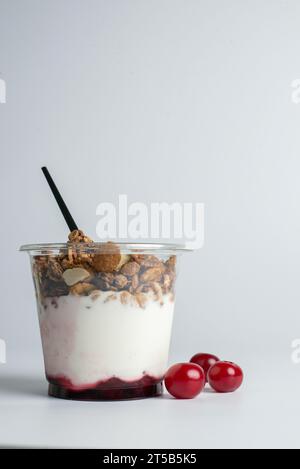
[{"x1": 41, "y1": 166, "x2": 78, "y2": 232}]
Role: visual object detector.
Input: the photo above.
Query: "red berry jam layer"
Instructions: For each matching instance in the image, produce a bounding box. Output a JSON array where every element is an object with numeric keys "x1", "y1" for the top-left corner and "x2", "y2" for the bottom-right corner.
[{"x1": 47, "y1": 374, "x2": 163, "y2": 401}]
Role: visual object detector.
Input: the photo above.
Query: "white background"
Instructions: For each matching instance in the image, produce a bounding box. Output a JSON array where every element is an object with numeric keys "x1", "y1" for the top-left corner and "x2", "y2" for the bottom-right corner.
[{"x1": 0, "y1": 0, "x2": 300, "y2": 449}]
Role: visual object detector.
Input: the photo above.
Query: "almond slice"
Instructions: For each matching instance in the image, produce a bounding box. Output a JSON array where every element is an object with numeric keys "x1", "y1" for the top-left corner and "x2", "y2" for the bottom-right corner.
[{"x1": 62, "y1": 267, "x2": 91, "y2": 286}]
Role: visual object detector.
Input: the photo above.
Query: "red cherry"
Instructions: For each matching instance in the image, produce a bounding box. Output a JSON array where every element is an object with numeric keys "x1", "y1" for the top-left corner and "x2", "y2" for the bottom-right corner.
[
  {"x1": 190, "y1": 353, "x2": 220, "y2": 381},
  {"x1": 208, "y1": 361, "x2": 243, "y2": 393},
  {"x1": 164, "y1": 363, "x2": 205, "y2": 399}
]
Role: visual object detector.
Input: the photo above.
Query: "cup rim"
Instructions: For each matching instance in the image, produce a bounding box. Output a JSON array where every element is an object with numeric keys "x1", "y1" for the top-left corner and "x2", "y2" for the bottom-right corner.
[{"x1": 19, "y1": 242, "x2": 194, "y2": 255}]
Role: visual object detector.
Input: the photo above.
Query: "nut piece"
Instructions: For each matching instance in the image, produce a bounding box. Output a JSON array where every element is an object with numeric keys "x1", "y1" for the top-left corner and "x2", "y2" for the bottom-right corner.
[
  {"x1": 60, "y1": 258, "x2": 75, "y2": 270},
  {"x1": 89, "y1": 289, "x2": 101, "y2": 301},
  {"x1": 131, "y1": 254, "x2": 162, "y2": 267},
  {"x1": 93, "y1": 242, "x2": 121, "y2": 273},
  {"x1": 42, "y1": 280, "x2": 69, "y2": 297},
  {"x1": 120, "y1": 291, "x2": 132, "y2": 305},
  {"x1": 140, "y1": 266, "x2": 163, "y2": 283},
  {"x1": 140, "y1": 256, "x2": 161, "y2": 268},
  {"x1": 47, "y1": 258, "x2": 63, "y2": 281},
  {"x1": 131, "y1": 274, "x2": 139, "y2": 291},
  {"x1": 162, "y1": 273, "x2": 171, "y2": 291},
  {"x1": 114, "y1": 274, "x2": 128, "y2": 289},
  {"x1": 130, "y1": 255, "x2": 147, "y2": 264},
  {"x1": 165, "y1": 255, "x2": 176, "y2": 270},
  {"x1": 120, "y1": 261, "x2": 140, "y2": 277},
  {"x1": 135, "y1": 292, "x2": 147, "y2": 308},
  {"x1": 68, "y1": 230, "x2": 93, "y2": 243},
  {"x1": 93, "y1": 272, "x2": 115, "y2": 290},
  {"x1": 116, "y1": 254, "x2": 130, "y2": 271},
  {"x1": 70, "y1": 282, "x2": 95, "y2": 296},
  {"x1": 104, "y1": 293, "x2": 117, "y2": 303},
  {"x1": 135, "y1": 284, "x2": 146, "y2": 294},
  {"x1": 62, "y1": 268, "x2": 91, "y2": 286},
  {"x1": 151, "y1": 282, "x2": 163, "y2": 304}
]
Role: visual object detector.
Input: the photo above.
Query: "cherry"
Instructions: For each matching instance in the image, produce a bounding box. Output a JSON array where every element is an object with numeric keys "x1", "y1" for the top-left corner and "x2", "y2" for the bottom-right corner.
[
  {"x1": 208, "y1": 361, "x2": 243, "y2": 393},
  {"x1": 190, "y1": 353, "x2": 220, "y2": 381},
  {"x1": 164, "y1": 363, "x2": 205, "y2": 399}
]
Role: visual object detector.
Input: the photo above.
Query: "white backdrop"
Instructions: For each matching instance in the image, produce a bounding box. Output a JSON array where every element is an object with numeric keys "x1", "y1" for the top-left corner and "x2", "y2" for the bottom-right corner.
[{"x1": 0, "y1": 0, "x2": 300, "y2": 448}]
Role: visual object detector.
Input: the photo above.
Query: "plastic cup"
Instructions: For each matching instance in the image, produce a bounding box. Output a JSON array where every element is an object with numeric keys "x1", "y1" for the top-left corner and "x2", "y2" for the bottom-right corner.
[{"x1": 20, "y1": 242, "x2": 190, "y2": 400}]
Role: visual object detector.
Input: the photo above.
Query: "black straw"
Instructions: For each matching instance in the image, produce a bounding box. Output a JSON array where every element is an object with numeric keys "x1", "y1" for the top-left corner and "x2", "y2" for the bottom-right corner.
[{"x1": 41, "y1": 166, "x2": 78, "y2": 232}]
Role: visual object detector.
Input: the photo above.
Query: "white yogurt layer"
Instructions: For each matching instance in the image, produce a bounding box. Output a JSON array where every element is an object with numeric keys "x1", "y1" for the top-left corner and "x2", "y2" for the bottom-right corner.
[{"x1": 39, "y1": 292, "x2": 175, "y2": 386}]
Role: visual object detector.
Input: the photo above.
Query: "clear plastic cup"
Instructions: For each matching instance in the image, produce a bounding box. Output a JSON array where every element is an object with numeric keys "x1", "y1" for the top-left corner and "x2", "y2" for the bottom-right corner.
[{"x1": 20, "y1": 242, "x2": 190, "y2": 400}]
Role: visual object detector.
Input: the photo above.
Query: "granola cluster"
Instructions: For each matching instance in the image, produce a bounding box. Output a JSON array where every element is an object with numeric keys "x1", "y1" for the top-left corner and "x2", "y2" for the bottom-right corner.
[{"x1": 33, "y1": 230, "x2": 176, "y2": 306}]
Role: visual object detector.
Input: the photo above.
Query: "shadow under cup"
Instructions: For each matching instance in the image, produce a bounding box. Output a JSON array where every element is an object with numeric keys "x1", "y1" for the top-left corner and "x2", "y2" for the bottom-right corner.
[{"x1": 20, "y1": 243, "x2": 190, "y2": 400}]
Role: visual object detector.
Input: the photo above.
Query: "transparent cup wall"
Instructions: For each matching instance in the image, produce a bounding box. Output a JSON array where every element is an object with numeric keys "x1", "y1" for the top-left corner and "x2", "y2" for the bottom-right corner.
[{"x1": 21, "y1": 243, "x2": 185, "y2": 400}]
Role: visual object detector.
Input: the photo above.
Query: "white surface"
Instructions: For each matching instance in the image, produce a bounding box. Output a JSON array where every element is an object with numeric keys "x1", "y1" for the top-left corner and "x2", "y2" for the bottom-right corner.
[{"x1": 0, "y1": 352, "x2": 299, "y2": 449}]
